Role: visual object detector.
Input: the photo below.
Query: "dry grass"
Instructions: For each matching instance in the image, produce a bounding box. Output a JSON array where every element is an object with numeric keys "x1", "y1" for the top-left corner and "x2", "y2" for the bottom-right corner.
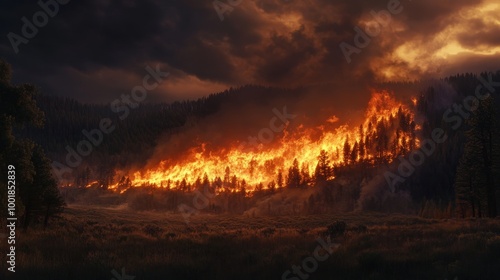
[{"x1": 1, "y1": 205, "x2": 500, "y2": 279}]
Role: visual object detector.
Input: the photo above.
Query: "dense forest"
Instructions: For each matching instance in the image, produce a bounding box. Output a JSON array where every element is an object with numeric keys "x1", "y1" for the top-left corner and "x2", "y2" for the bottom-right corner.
[{"x1": 8, "y1": 61, "x2": 500, "y2": 218}]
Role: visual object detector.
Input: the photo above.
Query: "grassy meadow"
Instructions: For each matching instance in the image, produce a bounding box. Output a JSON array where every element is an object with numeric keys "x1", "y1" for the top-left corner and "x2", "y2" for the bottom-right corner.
[{"x1": 1, "y1": 205, "x2": 500, "y2": 280}]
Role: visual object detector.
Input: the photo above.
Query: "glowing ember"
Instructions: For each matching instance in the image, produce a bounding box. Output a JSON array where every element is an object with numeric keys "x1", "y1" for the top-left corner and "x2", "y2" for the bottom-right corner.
[
  {"x1": 85, "y1": 181, "x2": 99, "y2": 188},
  {"x1": 411, "y1": 97, "x2": 418, "y2": 106}
]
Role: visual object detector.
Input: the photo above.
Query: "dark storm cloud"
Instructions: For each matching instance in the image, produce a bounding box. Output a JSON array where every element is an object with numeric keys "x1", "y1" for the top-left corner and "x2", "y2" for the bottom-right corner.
[
  {"x1": 255, "y1": 27, "x2": 318, "y2": 83},
  {"x1": 0, "y1": 0, "x2": 498, "y2": 103},
  {"x1": 0, "y1": 0, "x2": 244, "y2": 101}
]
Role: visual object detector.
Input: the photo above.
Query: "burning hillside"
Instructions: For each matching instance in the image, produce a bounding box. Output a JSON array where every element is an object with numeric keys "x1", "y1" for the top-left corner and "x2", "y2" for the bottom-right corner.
[{"x1": 108, "y1": 90, "x2": 420, "y2": 194}]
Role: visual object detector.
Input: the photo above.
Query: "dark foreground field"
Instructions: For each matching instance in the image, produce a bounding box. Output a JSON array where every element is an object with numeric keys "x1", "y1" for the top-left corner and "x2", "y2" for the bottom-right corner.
[{"x1": 2, "y1": 205, "x2": 500, "y2": 280}]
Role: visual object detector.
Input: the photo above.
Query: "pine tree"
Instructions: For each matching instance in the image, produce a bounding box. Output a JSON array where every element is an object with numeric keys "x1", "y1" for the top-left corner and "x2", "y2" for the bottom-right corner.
[
  {"x1": 224, "y1": 166, "x2": 231, "y2": 187},
  {"x1": 350, "y1": 141, "x2": 359, "y2": 164},
  {"x1": 314, "y1": 150, "x2": 333, "y2": 183},
  {"x1": 0, "y1": 60, "x2": 65, "y2": 230},
  {"x1": 300, "y1": 163, "x2": 311, "y2": 187},
  {"x1": 359, "y1": 139, "x2": 365, "y2": 162},
  {"x1": 375, "y1": 122, "x2": 389, "y2": 163},
  {"x1": 455, "y1": 97, "x2": 498, "y2": 217},
  {"x1": 31, "y1": 145, "x2": 65, "y2": 227},
  {"x1": 286, "y1": 159, "x2": 301, "y2": 188},
  {"x1": 276, "y1": 170, "x2": 284, "y2": 189},
  {"x1": 343, "y1": 139, "x2": 351, "y2": 165}
]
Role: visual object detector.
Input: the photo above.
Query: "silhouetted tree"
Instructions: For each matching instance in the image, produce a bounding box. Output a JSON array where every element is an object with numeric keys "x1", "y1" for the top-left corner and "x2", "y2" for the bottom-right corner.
[
  {"x1": 0, "y1": 60, "x2": 64, "y2": 230},
  {"x1": 286, "y1": 159, "x2": 301, "y2": 188},
  {"x1": 276, "y1": 170, "x2": 284, "y2": 189},
  {"x1": 343, "y1": 139, "x2": 351, "y2": 165},
  {"x1": 31, "y1": 145, "x2": 65, "y2": 227},
  {"x1": 455, "y1": 97, "x2": 499, "y2": 217},
  {"x1": 315, "y1": 150, "x2": 334, "y2": 183}
]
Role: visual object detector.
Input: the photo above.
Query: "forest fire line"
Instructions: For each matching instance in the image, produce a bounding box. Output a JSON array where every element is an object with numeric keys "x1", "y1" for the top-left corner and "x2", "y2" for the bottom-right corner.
[{"x1": 99, "y1": 91, "x2": 421, "y2": 194}]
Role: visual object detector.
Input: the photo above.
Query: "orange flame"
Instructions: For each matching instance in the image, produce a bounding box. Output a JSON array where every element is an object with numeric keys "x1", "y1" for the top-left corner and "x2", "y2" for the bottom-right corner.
[{"x1": 125, "y1": 90, "x2": 419, "y2": 192}]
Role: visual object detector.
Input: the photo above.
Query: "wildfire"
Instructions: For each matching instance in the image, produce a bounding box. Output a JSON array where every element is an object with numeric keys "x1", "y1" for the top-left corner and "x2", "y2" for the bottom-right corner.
[{"x1": 123, "y1": 91, "x2": 419, "y2": 192}]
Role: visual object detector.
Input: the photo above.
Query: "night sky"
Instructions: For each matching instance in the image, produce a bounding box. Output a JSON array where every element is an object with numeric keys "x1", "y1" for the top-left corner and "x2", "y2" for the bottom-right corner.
[{"x1": 1, "y1": 0, "x2": 499, "y2": 103}]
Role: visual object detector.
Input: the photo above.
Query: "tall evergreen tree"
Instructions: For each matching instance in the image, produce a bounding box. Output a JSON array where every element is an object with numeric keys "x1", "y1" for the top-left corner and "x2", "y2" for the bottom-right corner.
[
  {"x1": 0, "y1": 59, "x2": 65, "y2": 229},
  {"x1": 455, "y1": 97, "x2": 499, "y2": 217},
  {"x1": 314, "y1": 150, "x2": 334, "y2": 183},
  {"x1": 343, "y1": 139, "x2": 351, "y2": 165},
  {"x1": 276, "y1": 170, "x2": 284, "y2": 189},
  {"x1": 286, "y1": 159, "x2": 301, "y2": 188},
  {"x1": 33, "y1": 145, "x2": 65, "y2": 228}
]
